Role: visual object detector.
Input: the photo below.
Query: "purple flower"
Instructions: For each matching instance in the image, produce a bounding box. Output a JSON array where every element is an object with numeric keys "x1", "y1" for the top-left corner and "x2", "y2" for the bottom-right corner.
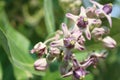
[
  {"x1": 62, "y1": 59, "x2": 89, "y2": 80},
  {"x1": 90, "y1": 0, "x2": 112, "y2": 27},
  {"x1": 51, "y1": 23, "x2": 85, "y2": 51},
  {"x1": 83, "y1": 51, "x2": 107, "y2": 68},
  {"x1": 66, "y1": 7, "x2": 101, "y2": 40}
]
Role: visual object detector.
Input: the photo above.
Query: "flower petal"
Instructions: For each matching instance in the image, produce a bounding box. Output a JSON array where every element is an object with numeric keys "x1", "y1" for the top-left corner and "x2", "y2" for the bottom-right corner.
[
  {"x1": 105, "y1": 14, "x2": 112, "y2": 27},
  {"x1": 85, "y1": 26, "x2": 91, "y2": 40},
  {"x1": 86, "y1": 4, "x2": 97, "y2": 18},
  {"x1": 73, "y1": 59, "x2": 80, "y2": 69},
  {"x1": 62, "y1": 23, "x2": 70, "y2": 37},
  {"x1": 80, "y1": 6, "x2": 87, "y2": 17},
  {"x1": 75, "y1": 42, "x2": 85, "y2": 51},
  {"x1": 90, "y1": 0, "x2": 103, "y2": 9},
  {"x1": 66, "y1": 13, "x2": 78, "y2": 22},
  {"x1": 88, "y1": 18, "x2": 102, "y2": 27},
  {"x1": 50, "y1": 39, "x2": 64, "y2": 47},
  {"x1": 71, "y1": 30, "x2": 82, "y2": 39}
]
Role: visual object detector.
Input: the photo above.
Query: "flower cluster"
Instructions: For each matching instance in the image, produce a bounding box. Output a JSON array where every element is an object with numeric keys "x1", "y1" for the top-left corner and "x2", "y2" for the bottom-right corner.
[{"x1": 30, "y1": 0, "x2": 116, "y2": 80}]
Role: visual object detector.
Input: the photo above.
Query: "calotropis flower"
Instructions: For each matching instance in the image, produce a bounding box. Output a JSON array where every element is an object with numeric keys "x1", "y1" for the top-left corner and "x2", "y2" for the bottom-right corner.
[
  {"x1": 62, "y1": 58, "x2": 92, "y2": 80},
  {"x1": 66, "y1": 6, "x2": 101, "y2": 40},
  {"x1": 30, "y1": 0, "x2": 117, "y2": 80},
  {"x1": 62, "y1": 51, "x2": 107, "y2": 79},
  {"x1": 51, "y1": 23, "x2": 85, "y2": 51},
  {"x1": 90, "y1": 0, "x2": 113, "y2": 27}
]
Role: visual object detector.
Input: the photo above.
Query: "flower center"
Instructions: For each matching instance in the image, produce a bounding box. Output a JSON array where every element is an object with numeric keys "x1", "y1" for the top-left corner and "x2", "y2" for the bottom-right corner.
[
  {"x1": 102, "y1": 3, "x2": 112, "y2": 14},
  {"x1": 77, "y1": 16, "x2": 88, "y2": 28},
  {"x1": 64, "y1": 37, "x2": 76, "y2": 49}
]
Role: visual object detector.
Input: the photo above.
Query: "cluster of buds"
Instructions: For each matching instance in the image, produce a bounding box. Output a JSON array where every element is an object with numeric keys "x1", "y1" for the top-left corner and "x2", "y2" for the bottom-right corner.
[{"x1": 30, "y1": 0, "x2": 116, "y2": 80}]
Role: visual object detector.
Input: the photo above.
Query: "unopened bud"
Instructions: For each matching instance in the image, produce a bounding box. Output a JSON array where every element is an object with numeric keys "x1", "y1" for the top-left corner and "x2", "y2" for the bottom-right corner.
[
  {"x1": 49, "y1": 47, "x2": 60, "y2": 56},
  {"x1": 103, "y1": 3, "x2": 112, "y2": 14},
  {"x1": 30, "y1": 42, "x2": 46, "y2": 56},
  {"x1": 34, "y1": 58, "x2": 47, "y2": 71},
  {"x1": 102, "y1": 36, "x2": 116, "y2": 48}
]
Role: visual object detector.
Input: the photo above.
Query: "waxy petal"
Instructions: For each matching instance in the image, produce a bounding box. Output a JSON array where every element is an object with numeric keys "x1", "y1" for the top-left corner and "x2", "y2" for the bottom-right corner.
[
  {"x1": 86, "y1": 4, "x2": 97, "y2": 18},
  {"x1": 50, "y1": 39, "x2": 64, "y2": 47},
  {"x1": 73, "y1": 59, "x2": 80, "y2": 69},
  {"x1": 90, "y1": 0, "x2": 103, "y2": 9},
  {"x1": 105, "y1": 14, "x2": 112, "y2": 27},
  {"x1": 66, "y1": 13, "x2": 78, "y2": 22},
  {"x1": 71, "y1": 30, "x2": 82, "y2": 39},
  {"x1": 75, "y1": 42, "x2": 85, "y2": 51},
  {"x1": 80, "y1": 6, "x2": 87, "y2": 17},
  {"x1": 62, "y1": 23, "x2": 71, "y2": 37},
  {"x1": 85, "y1": 26, "x2": 91, "y2": 40}
]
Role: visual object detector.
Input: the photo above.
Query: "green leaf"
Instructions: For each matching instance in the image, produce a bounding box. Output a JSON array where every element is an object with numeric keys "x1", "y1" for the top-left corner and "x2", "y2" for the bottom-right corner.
[
  {"x1": 0, "y1": 63, "x2": 2, "y2": 80},
  {"x1": 44, "y1": 0, "x2": 55, "y2": 34},
  {"x1": 13, "y1": 65, "x2": 31, "y2": 80},
  {"x1": 0, "y1": 11, "x2": 44, "y2": 76}
]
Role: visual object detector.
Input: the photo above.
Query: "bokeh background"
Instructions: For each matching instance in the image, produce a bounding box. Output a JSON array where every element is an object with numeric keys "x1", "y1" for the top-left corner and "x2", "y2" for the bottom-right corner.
[{"x1": 0, "y1": 0, "x2": 120, "y2": 80}]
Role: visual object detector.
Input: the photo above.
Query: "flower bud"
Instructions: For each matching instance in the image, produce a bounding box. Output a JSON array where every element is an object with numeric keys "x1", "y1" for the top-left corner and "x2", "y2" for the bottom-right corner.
[
  {"x1": 30, "y1": 42, "x2": 46, "y2": 56},
  {"x1": 102, "y1": 36, "x2": 116, "y2": 48},
  {"x1": 91, "y1": 27, "x2": 109, "y2": 40},
  {"x1": 86, "y1": 5, "x2": 97, "y2": 18},
  {"x1": 34, "y1": 58, "x2": 47, "y2": 71},
  {"x1": 102, "y1": 3, "x2": 112, "y2": 14},
  {"x1": 49, "y1": 47, "x2": 60, "y2": 56}
]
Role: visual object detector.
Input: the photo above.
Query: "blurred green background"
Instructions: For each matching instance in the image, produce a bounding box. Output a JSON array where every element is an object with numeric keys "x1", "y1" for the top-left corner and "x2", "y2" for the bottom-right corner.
[{"x1": 0, "y1": 0, "x2": 120, "y2": 80}]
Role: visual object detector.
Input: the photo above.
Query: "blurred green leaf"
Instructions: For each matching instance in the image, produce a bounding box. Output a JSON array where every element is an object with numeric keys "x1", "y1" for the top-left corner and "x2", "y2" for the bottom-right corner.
[
  {"x1": 0, "y1": 11, "x2": 44, "y2": 76},
  {"x1": 85, "y1": 74, "x2": 94, "y2": 80},
  {"x1": 0, "y1": 63, "x2": 2, "y2": 80},
  {"x1": 0, "y1": 46, "x2": 16, "y2": 80},
  {"x1": 42, "y1": 69, "x2": 71, "y2": 80},
  {"x1": 44, "y1": 0, "x2": 55, "y2": 34},
  {"x1": 13, "y1": 65, "x2": 31, "y2": 80}
]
